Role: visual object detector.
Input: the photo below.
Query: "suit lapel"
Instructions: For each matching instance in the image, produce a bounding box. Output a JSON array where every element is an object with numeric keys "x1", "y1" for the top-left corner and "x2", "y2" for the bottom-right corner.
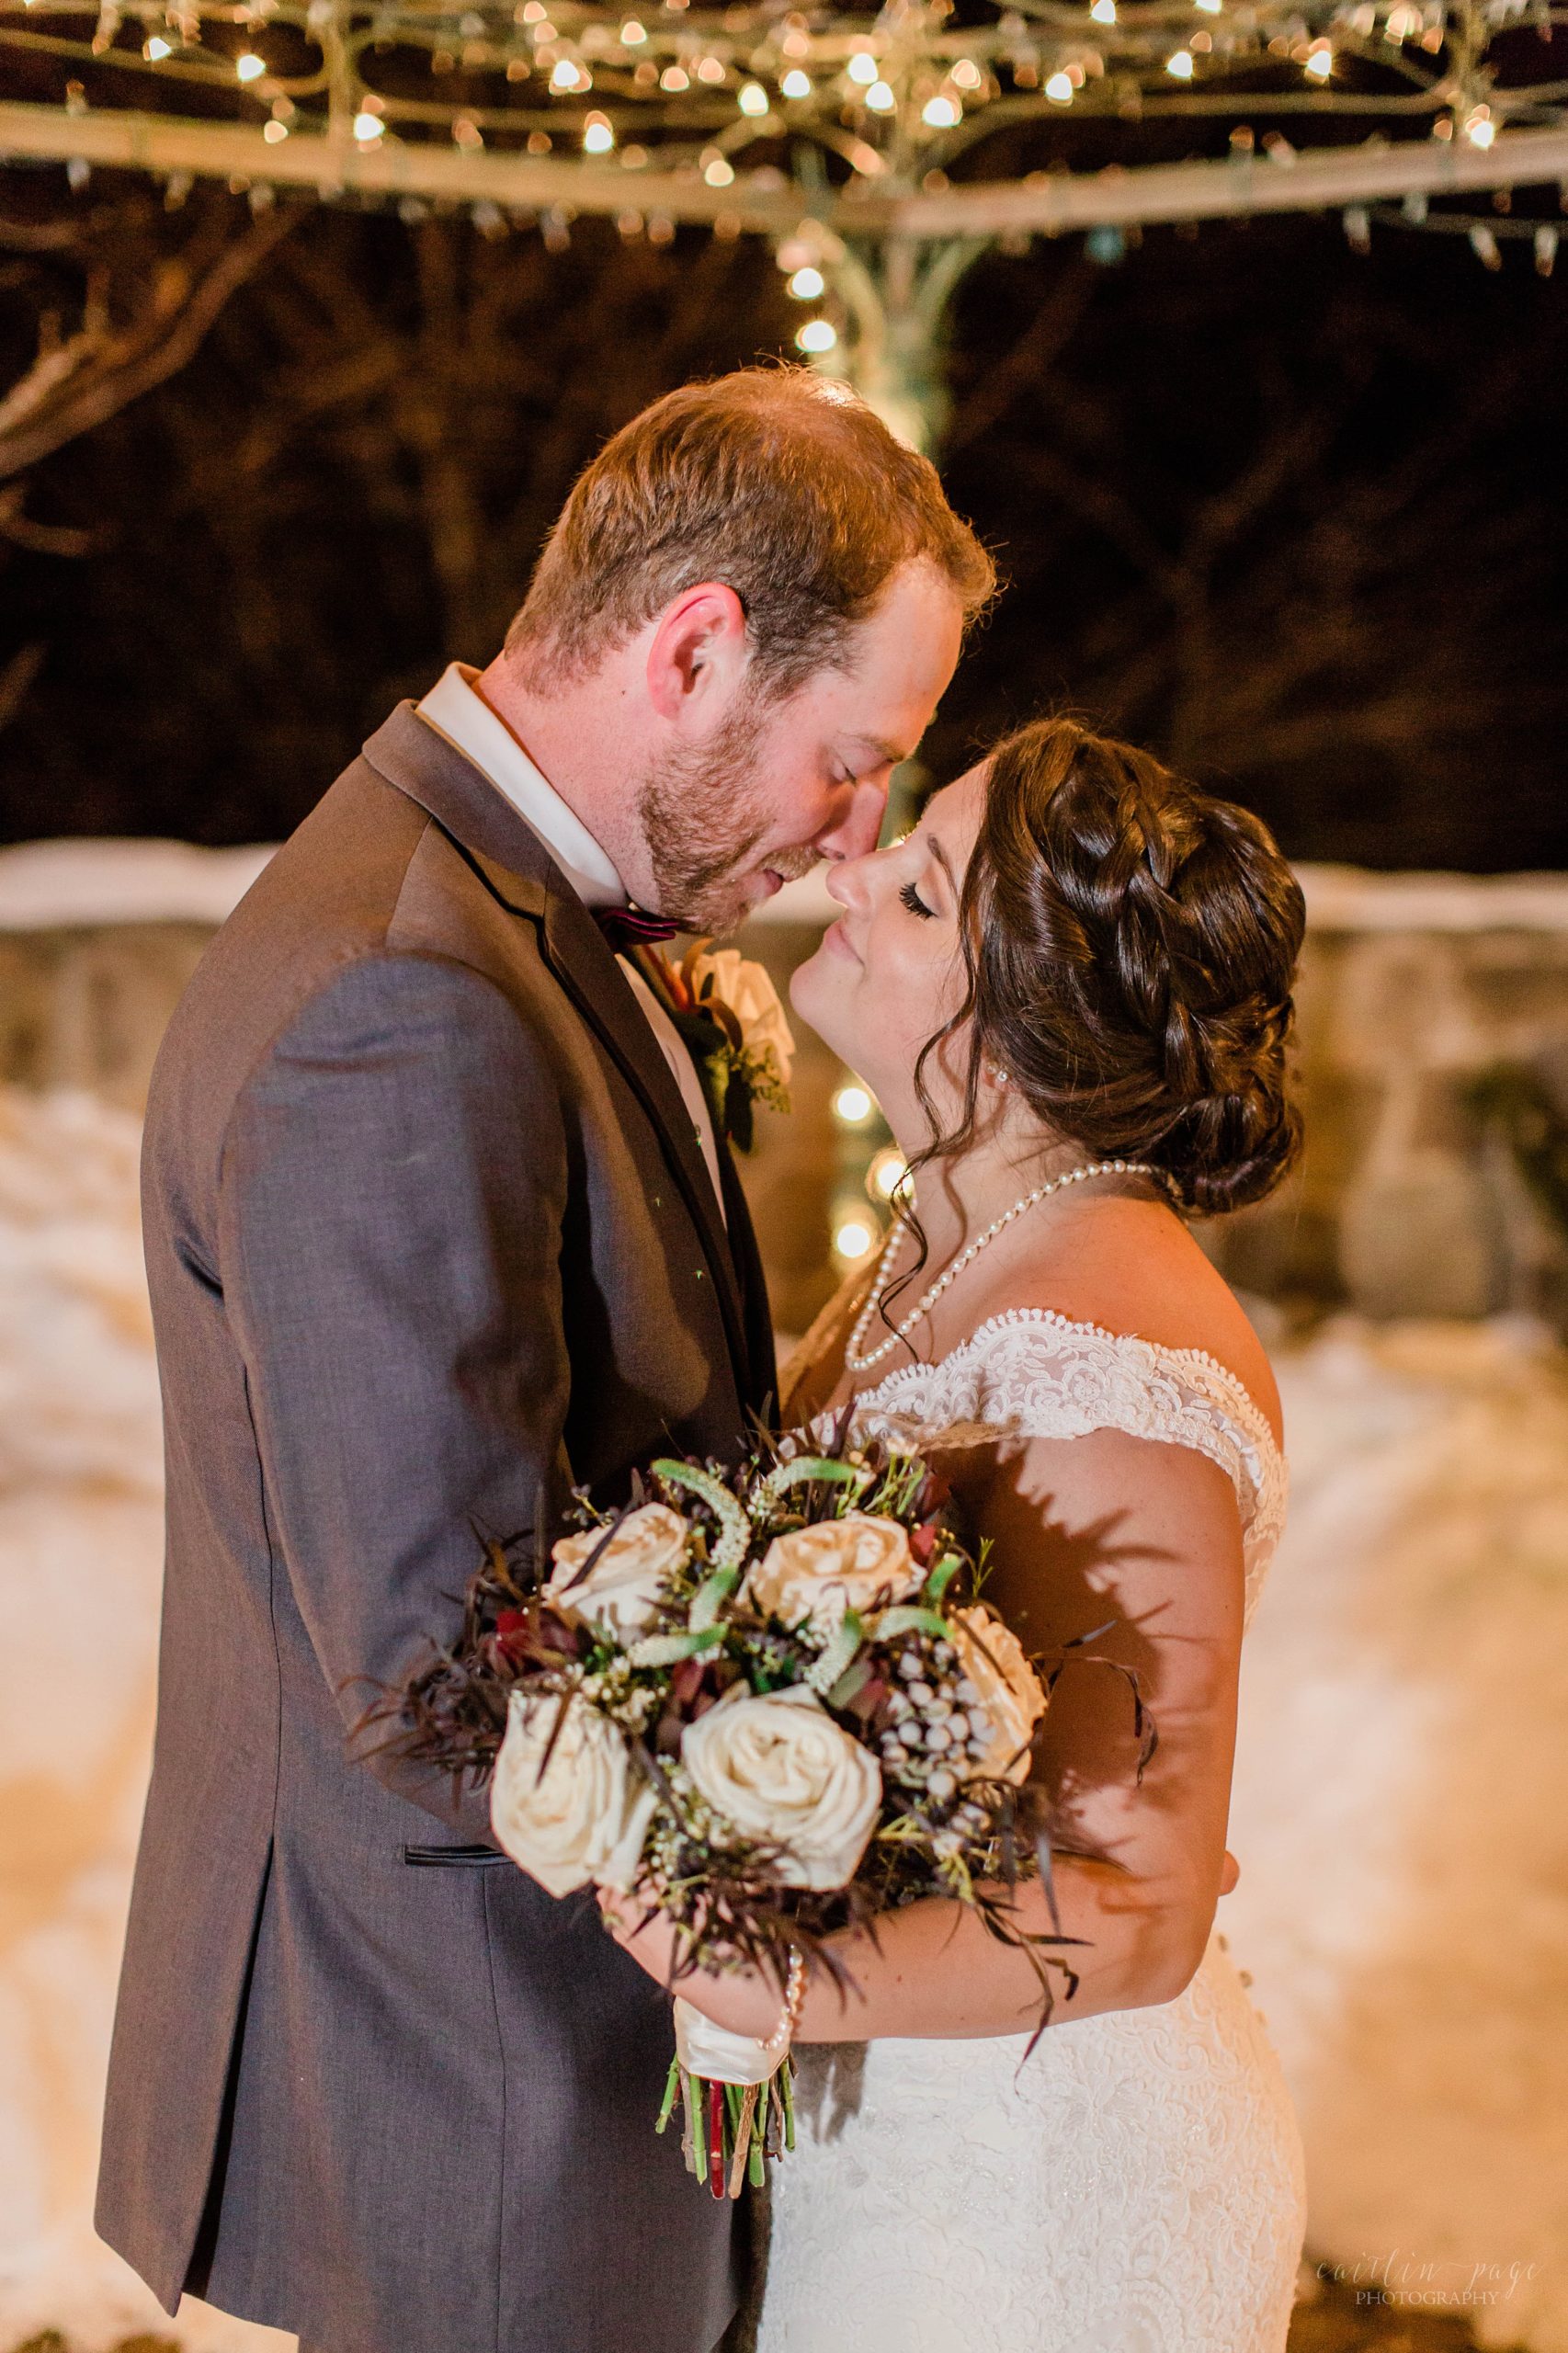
[{"x1": 362, "y1": 703, "x2": 755, "y2": 1404}]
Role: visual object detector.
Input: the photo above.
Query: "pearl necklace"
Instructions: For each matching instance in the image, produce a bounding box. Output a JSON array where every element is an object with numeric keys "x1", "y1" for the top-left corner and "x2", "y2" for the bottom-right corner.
[{"x1": 843, "y1": 1159, "x2": 1159, "y2": 1374}]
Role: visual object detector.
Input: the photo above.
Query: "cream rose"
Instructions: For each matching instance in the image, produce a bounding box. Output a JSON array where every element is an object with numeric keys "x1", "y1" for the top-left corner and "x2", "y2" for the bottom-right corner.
[
  {"x1": 681, "y1": 1684, "x2": 881, "y2": 1891},
  {"x1": 490, "y1": 1688, "x2": 654, "y2": 1897},
  {"x1": 951, "y1": 1605, "x2": 1048, "y2": 1784},
  {"x1": 690, "y1": 949, "x2": 795, "y2": 1084},
  {"x1": 748, "y1": 1513, "x2": 920, "y2": 1638},
  {"x1": 544, "y1": 1504, "x2": 689, "y2": 1643}
]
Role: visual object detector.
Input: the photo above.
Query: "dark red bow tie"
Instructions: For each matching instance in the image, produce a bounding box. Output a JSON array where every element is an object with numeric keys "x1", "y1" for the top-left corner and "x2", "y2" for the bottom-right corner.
[{"x1": 593, "y1": 904, "x2": 683, "y2": 953}]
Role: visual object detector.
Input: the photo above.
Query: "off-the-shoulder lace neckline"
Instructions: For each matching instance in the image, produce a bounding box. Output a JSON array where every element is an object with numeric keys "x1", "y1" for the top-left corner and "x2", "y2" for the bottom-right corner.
[{"x1": 852, "y1": 1304, "x2": 1284, "y2": 1464}]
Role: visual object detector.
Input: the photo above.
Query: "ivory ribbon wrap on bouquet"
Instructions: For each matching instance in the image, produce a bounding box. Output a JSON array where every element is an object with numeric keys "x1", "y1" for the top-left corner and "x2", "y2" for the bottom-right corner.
[{"x1": 673, "y1": 1997, "x2": 786, "y2": 2087}]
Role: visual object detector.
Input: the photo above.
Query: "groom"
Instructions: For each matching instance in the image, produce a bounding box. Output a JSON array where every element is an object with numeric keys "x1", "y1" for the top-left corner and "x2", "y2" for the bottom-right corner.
[{"x1": 97, "y1": 369, "x2": 993, "y2": 2353}]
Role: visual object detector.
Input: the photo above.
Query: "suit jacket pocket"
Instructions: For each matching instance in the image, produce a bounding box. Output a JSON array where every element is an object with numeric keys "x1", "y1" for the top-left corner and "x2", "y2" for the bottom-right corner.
[{"x1": 402, "y1": 1843, "x2": 510, "y2": 1868}]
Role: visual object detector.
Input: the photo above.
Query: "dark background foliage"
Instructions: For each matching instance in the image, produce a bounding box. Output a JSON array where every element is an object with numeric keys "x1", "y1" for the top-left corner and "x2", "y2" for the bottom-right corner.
[{"x1": 2, "y1": 190, "x2": 1564, "y2": 867}]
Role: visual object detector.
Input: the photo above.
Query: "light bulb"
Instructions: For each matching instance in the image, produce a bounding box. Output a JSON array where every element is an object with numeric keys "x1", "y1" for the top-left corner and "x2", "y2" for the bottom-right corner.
[
  {"x1": 1090, "y1": 0, "x2": 1116, "y2": 21},
  {"x1": 1165, "y1": 47, "x2": 1195, "y2": 75},
  {"x1": 1303, "y1": 43, "x2": 1333, "y2": 75},
  {"x1": 950, "y1": 57, "x2": 983, "y2": 89},
  {"x1": 144, "y1": 32, "x2": 171, "y2": 57},
  {"x1": 353, "y1": 108, "x2": 384, "y2": 138},
  {"x1": 738, "y1": 80, "x2": 768, "y2": 115},
  {"x1": 865, "y1": 78, "x2": 895, "y2": 111},
  {"x1": 922, "y1": 93, "x2": 960, "y2": 127},
  {"x1": 1045, "y1": 69, "x2": 1073, "y2": 101},
  {"x1": 868, "y1": 1147, "x2": 909, "y2": 1201},
  {"x1": 235, "y1": 50, "x2": 265, "y2": 79},
  {"x1": 780, "y1": 67, "x2": 812, "y2": 98},
  {"x1": 846, "y1": 51, "x2": 878, "y2": 85},
  {"x1": 583, "y1": 112, "x2": 614, "y2": 151},
  {"x1": 619, "y1": 18, "x2": 646, "y2": 43},
  {"x1": 703, "y1": 153, "x2": 734, "y2": 185},
  {"x1": 1466, "y1": 111, "x2": 1495, "y2": 145},
  {"x1": 833, "y1": 1084, "x2": 874, "y2": 1125},
  {"x1": 789, "y1": 265, "x2": 824, "y2": 298},
  {"x1": 796, "y1": 319, "x2": 838, "y2": 354},
  {"x1": 833, "y1": 1216, "x2": 876, "y2": 1263}
]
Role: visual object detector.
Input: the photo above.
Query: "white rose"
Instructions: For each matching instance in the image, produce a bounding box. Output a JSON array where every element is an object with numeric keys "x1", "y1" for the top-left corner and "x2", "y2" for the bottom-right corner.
[
  {"x1": 681, "y1": 1684, "x2": 881, "y2": 1892},
  {"x1": 544, "y1": 1503, "x2": 689, "y2": 1643},
  {"x1": 691, "y1": 949, "x2": 796, "y2": 1084},
  {"x1": 748, "y1": 1513, "x2": 920, "y2": 1638},
  {"x1": 490, "y1": 1688, "x2": 653, "y2": 1897},
  {"x1": 951, "y1": 1606, "x2": 1048, "y2": 1785}
]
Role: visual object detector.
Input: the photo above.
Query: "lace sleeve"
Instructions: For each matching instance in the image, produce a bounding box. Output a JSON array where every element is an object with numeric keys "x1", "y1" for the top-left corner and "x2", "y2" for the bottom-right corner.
[{"x1": 823, "y1": 1311, "x2": 1288, "y2": 1630}]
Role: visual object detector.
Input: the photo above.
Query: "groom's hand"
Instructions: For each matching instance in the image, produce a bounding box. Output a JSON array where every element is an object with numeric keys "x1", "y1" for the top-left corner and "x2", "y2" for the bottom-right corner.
[{"x1": 1220, "y1": 1848, "x2": 1241, "y2": 1896}]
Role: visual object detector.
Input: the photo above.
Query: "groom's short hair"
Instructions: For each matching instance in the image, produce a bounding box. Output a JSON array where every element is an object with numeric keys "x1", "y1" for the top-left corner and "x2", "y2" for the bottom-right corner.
[{"x1": 505, "y1": 368, "x2": 994, "y2": 696}]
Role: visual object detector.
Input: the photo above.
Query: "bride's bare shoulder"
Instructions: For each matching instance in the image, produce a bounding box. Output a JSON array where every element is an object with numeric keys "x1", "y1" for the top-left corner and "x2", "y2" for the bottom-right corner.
[{"x1": 996, "y1": 1200, "x2": 1285, "y2": 1449}]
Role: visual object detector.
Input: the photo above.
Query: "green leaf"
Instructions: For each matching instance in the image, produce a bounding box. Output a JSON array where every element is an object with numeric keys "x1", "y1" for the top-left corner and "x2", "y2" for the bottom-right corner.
[
  {"x1": 626, "y1": 1626, "x2": 725, "y2": 1667},
  {"x1": 923, "y1": 1553, "x2": 962, "y2": 1606},
  {"x1": 869, "y1": 1604, "x2": 954, "y2": 1642},
  {"x1": 688, "y1": 1564, "x2": 741, "y2": 1631}
]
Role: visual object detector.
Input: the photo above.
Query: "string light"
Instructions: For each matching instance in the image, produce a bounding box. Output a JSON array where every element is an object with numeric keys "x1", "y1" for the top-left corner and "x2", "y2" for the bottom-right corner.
[
  {"x1": 1166, "y1": 47, "x2": 1196, "y2": 75},
  {"x1": 796, "y1": 318, "x2": 837, "y2": 353},
  {"x1": 583, "y1": 109, "x2": 614, "y2": 151},
  {"x1": 779, "y1": 67, "x2": 812, "y2": 98},
  {"x1": 788, "y1": 264, "x2": 824, "y2": 298},
  {"x1": 1045, "y1": 69, "x2": 1074, "y2": 102},
  {"x1": 846, "y1": 51, "x2": 878, "y2": 86},
  {"x1": 234, "y1": 49, "x2": 265, "y2": 79},
  {"x1": 1304, "y1": 41, "x2": 1334, "y2": 77},
  {"x1": 353, "y1": 108, "x2": 383, "y2": 140},
  {"x1": 143, "y1": 32, "x2": 170, "y2": 58},
  {"x1": 737, "y1": 80, "x2": 768, "y2": 116},
  {"x1": 833, "y1": 1084, "x2": 875, "y2": 1125},
  {"x1": 1090, "y1": 0, "x2": 1116, "y2": 21},
  {"x1": 922, "y1": 93, "x2": 960, "y2": 127},
  {"x1": 868, "y1": 1147, "x2": 909, "y2": 1202},
  {"x1": 832, "y1": 1212, "x2": 877, "y2": 1265},
  {"x1": 864, "y1": 79, "x2": 896, "y2": 112}
]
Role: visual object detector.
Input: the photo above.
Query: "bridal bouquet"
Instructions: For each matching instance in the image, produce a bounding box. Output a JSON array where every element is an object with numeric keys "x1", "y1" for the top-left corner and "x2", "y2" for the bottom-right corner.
[{"x1": 381, "y1": 1429, "x2": 1126, "y2": 2199}]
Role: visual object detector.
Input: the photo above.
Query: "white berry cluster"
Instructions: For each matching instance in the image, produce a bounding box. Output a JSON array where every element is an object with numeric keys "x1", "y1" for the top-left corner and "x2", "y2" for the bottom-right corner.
[{"x1": 878, "y1": 1638, "x2": 998, "y2": 1813}]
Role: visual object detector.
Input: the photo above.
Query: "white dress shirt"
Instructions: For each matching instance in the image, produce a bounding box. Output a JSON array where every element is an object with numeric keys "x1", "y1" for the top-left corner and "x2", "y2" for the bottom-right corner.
[{"x1": 415, "y1": 663, "x2": 726, "y2": 1219}]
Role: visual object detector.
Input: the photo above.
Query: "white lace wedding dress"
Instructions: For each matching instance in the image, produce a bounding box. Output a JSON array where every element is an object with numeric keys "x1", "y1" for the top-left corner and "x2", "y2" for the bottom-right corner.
[{"x1": 755, "y1": 1311, "x2": 1309, "y2": 2353}]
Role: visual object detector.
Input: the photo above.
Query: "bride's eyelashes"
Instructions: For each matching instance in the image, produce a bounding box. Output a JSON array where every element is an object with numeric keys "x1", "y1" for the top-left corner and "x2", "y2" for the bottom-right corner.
[{"x1": 899, "y1": 878, "x2": 937, "y2": 921}]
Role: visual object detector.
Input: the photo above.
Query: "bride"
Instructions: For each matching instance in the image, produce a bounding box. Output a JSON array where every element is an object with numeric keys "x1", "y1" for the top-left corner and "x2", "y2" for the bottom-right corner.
[{"x1": 608, "y1": 714, "x2": 1311, "y2": 2352}]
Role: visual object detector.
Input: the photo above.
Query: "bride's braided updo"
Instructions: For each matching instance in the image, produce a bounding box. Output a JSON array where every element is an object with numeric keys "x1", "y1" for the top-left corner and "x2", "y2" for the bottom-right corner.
[{"x1": 918, "y1": 717, "x2": 1306, "y2": 1217}]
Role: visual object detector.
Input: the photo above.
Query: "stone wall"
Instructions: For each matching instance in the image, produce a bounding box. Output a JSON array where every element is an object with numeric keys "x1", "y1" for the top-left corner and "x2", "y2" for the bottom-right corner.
[{"x1": 1, "y1": 842, "x2": 1563, "y2": 1333}]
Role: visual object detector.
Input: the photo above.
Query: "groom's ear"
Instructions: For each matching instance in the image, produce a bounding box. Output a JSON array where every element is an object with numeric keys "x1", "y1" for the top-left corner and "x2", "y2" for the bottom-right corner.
[{"x1": 645, "y1": 582, "x2": 750, "y2": 722}]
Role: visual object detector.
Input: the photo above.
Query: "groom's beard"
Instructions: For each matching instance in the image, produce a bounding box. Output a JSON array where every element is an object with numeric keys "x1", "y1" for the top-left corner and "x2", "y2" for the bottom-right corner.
[{"x1": 636, "y1": 700, "x2": 817, "y2": 934}]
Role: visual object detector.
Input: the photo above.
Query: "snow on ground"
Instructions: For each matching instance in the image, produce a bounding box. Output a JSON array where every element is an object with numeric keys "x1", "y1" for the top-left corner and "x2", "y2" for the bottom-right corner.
[
  {"x1": 0, "y1": 1087, "x2": 290, "y2": 2353},
  {"x1": 0, "y1": 1084, "x2": 1562, "y2": 2348},
  {"x1": 1227, "y1": 1317, "x2": 1568, "y2": 2352}
]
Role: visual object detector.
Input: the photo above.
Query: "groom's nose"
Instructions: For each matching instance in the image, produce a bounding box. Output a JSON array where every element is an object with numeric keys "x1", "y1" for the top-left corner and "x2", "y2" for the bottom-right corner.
[{"x1": 814, "y1": 777, "x2": 888, "y2": 864}]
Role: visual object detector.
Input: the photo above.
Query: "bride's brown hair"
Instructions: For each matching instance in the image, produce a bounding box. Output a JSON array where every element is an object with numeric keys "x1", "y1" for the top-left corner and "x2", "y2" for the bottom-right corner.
[{"x1": 903, "y1": 716, "x2": 1306, "y2": 1234}]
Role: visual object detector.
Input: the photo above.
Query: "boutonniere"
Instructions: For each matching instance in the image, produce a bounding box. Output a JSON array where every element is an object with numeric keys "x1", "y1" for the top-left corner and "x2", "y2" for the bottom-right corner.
[{"x1": 642, "y1": 942, "x2": 795, "y2": 1154}]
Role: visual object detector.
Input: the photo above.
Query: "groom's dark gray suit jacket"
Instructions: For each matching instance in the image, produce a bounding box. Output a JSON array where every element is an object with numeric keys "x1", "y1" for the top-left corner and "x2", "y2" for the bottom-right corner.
[{"x1": 96, "y1": 703, "x2": 776, "y2": 2353}]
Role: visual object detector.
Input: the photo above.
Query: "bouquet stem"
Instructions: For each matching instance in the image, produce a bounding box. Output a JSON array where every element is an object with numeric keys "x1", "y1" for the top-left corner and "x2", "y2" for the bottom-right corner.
[{"x1": 658, "y1": 2056, "x2": 796, "y2": 2199}]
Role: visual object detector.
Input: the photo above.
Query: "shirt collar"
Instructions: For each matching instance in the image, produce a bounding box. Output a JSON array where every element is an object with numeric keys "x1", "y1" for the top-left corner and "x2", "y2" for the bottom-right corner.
[{"x1": 415, "y1": 661, "x2": 627, "y2": 911}]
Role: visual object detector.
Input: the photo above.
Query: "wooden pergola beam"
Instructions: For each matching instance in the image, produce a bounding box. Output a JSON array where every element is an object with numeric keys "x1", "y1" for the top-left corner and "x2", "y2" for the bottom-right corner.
[{"x1": 3, "y1": 98, "x2": 1567, "y2": 232}]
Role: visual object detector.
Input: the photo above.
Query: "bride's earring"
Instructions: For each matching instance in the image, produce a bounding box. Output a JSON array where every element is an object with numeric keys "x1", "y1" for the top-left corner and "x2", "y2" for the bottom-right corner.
[{"x1": 985, "y1": 1063, "x2": 1009, "y2": 1090}]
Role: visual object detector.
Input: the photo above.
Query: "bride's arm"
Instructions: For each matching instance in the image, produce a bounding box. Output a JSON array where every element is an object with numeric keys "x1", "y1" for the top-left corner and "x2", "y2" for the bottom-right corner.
[{"x1": 606, "y1": 1428, "x2": 1246, "y2": 2040}]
